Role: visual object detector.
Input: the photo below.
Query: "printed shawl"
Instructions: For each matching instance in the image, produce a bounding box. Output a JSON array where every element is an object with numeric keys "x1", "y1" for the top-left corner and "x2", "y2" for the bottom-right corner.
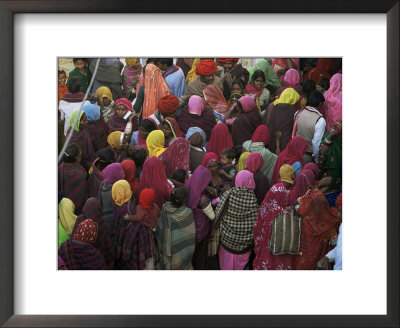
[
  {"x1": 156, "y1": 202, "x2": 196, "y2": 270},
  {"x1": 58, "y1": 240, "x2": 106, "y2": 270},
  {"x1": 176, "y1": 105, "x2": 216, "y2": 141},
  {"x1": 206, "y1": 123, "x2": 233, "y2": 159},
  {"x1": 159, "y1": 138, "x2": 190, "y2": 178},
  {"x1": 108, "y1": 112, "x2": 127, "y2": 133}
]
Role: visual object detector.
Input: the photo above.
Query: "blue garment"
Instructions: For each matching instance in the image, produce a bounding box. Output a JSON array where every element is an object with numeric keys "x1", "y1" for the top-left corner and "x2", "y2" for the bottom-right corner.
[
  {"x1": 292, "y1": 161, "x2": 302, "y2": 177},
  {"x1": 185, "y1": 127, "x2": 206, "y2": 147},
  {"x1": 83, "y1": 104, "x2": 101, "y2": 121},
  {"x1": 165, "y1": 68, "x2": 186, "y2": 98}
]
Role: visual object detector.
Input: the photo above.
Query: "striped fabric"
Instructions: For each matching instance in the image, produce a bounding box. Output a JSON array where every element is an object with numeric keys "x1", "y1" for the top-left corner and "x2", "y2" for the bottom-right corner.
[
  {"x1": 58, "y1": 162, "x2": 88, "y2": 214},
  {"x1": 156, "y1": 202, "x2": 196, "y2": 270},
  {"x1": 87, "y1": 116, "x2": 109, "y2": 152},
  {"x1": 176, "y1": 105, "x2": 216, "y2": 141},
  {"x1": 67, "y1": 128, "x2": 96, "y2": 171},
  {"x1": 58, "y1": 240, "x2": 106, "y2": 270}
]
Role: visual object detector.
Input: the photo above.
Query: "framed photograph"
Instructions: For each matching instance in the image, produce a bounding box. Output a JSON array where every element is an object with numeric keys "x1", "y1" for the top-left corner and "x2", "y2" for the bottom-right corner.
[{"x1": 1, "y1": 1, "x2": 398, "y2": 327}]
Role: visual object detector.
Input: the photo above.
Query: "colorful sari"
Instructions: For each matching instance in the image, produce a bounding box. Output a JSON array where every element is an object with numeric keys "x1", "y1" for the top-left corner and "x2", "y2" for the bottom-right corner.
[
  {"x1": 146, "y1": 130, "x2": 167, "y2": 157},
  {"x1": 288, "y1": 166, "x2": 318, "y2": 205},
  {"x1": 206, "y1": 123, "x2": 233, "y2": 159},
  {"x1": 58, "y1": 240, "x2": 106, "y2": 270},
  {"x1": 247, "y1": 60, "x2": 281, "y2": 89},
  {"x1": 203, "y1": 84, "x2": 229, "y2": 117},
  {"x1": 322, "y1": 73, "x2": 342, "y2": 131},
  {"x1": 242, "y1": 141, "x2": 277, "y2": 183},
  {"x1": 121, "y1": 159, "x2": 140, "y2": 200},
  {"x1": 159, "y1": 137, "x2": 190, "y2": 178},
  {"x1": 231, "y1": 106, "x2": 261, "y2": 147},
  {"x1": 108, "y1": 112, "x2": 128, "y2": 133},
  {"x1": 246, "y1": 152, "x2": 269, "y2": 205}
]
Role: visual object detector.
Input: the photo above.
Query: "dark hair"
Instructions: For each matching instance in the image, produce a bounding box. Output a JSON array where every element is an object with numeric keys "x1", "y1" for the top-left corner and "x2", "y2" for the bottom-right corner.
[
  {"x1": 96, "y1": 147, "x2": 116, "y2": 170},
  {"x1": 233, "y1": 145, "x2": 244, "y2": 162},
  {"x1": 130, "y1": 148, "x2": 147, "y2": 169},
  {"x1": 58, "y1": 69, "x2": 66, "y2": 76},
  {"x1": 251, "y1": 70, "x2": 266, "y2": 83},
  {"x1": 170, "y1": 187, "x2": 189, "y2": 208},
  {"x1": 306, "y1": 91, "x2": 325, "y2": 107},
  {"x1": 231, "y1": 79, "x2": 245, "y2": 91},
  {"x1": 63, "y1": 143, "x2": 81, "y2": 163},
  {"x1": 72, "y1": 58, "x2": 87, "y2": 64},
  {"x1": 146, "y1": 58, "x2": 159, "y2": 65},
  {"x1": 171, "y1": 169, "x2": 187, "y2": 184},
  {"x1": 221, "y1": 148, "x2": 236, "y2": 160},
  {"x1": 317, "y1": 77, "x2": 330, "y2": 91},
  {"x1": 158, "y1": 58, "x2": 173, "y2": 67},
  {"x1": 302, "y1": 79, "x2": 317, "y2": 99},
  {"x1": 139, "y1": 119, "x2": 157, "y2": 133},
  {"x1": 66, "y1": 76, "x2": 82, "y2": 93}
]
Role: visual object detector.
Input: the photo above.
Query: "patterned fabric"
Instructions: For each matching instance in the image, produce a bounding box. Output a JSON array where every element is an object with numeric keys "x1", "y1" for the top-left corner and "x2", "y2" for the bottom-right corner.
[
  {"x1": 66, "y1": 128, "x2": 96, "y2": 171},
  {"x1": 232, "y1": 106, "x2": 261, "y2": 146},
  {"x1": 156, "y1": 202, "x2": 196, "y2": 270},
  {"x1": 72, "y1": 219, "x2": 98, "y2": 244},
  {"x1": 206, "y1": 123, "x2": 233, "y2": 159},
  {"x1": 211, "y1": 187, "x2": 258, "y2": 254},
  {"x1": 253, "y1": 183, "x2": 295, "y2": 270},
  {"x1": 159, "y1": 138, "x2": 190, "y2": 178},
  {"x1": 125, "y1": 203, "x2": 161, "y2": 229},
  {"x1": 242, "y1": 141, "x2": 277, "y2": 183},
  {"x1": 58, "y1": 240, "x2": 106, "y2": 270},
  {"x1": 62, "y1": 92, "x2": 85, "y2": 103},
  {"x1": 122, "y1": 64, "x2": 142, "y2": 94},
  {"x1": 86, "y1": 115, "x2": 109, "y2": 152},
  {"x1": 177, "y1": 105, "x2": 216, "y2": 141},
  {"x1": 294, "y1": 188, "x2": 339, "y2": 270},
  {"x1": 72, "y1": 197, "x2": 115, "y2": 269},
  {"x1": 203, "y1": 84, "x2": 229, "y2": 115},
  {"x1": 58, "y1": 162, "x2": 88, "y2": 213},
  {"x1": 108, "y1": 112, "x2": 127, "y2": 133}
]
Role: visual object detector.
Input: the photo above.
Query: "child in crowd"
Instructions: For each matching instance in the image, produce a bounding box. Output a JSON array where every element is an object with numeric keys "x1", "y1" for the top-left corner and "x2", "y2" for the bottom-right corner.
[
  {"x1": 68, "y1": 58, "x2": 92, "y2": 93},
  {"x1": 169, "y1": 168, "x2": 189, "y2": 188},
  {"x1": 219, "y1": 148, "x2": 237, "y2": 184},
  {"x1": 58, "y1": 69, "x2": 68, "y2": 103}
]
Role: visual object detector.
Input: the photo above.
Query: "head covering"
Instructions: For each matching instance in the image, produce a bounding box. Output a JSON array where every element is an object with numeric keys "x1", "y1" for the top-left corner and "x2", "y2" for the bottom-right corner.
[
  {"x1": 59, "y1": 198, "x2": 77, "y2": 235},
  {"x1": 83, "y1": 104, "x2": 101, "y2": 122},
  {"x1": 72, "y1": 218, "x2": 98, "y2": 244},
  {"x1": 247, "y1": 59, "x2": 281, "y2": 89},
  {"x1": 303, "y1": 163, "x2": 320, "y2": 178},
  {"x1": 111, "y1": 179, "x2": 132, "y2": 206},
  {"x1": 251, "y1": 125, "x2": 271, "y2": 145},
  {"x1": 206, "y1": 123, "x2": 233, "y2": 159},
  {"x1": 217, "y1": 58, "x2": 239, "y2": 64},
  {"x1": 114, "y1": 98, "x2": 132, "y2": 111},
  {"x1": 107, "y1": 131, "x2": 123, "y2": 150},
  {"x1": 235, "y1": 170, "x2": 256, "y2": 190},
  {"x1": 283, "y1": 69, "x2": 300, "y2": 87},
  {"x1": 103, "y1": 163, "x2": 125, "y2": 184},
  {"x1": 163, "y1": 117, "x2": 182, "y2": 139},
  {"x1": 185, "y1": 165, "x2": 212, "y2": 209},
  {"x1": 203, "y1": 84, "x2": 229, "y2": 115},
  {"x1": 245, "y1": 152, "x2": 264, "y2": 174},
  {"x1": 146, "y1": 130, "x2": 167, "y2": 157},
  {"x1": 237, "y1": 152, "x2": 251, "y2": 172},
  {"x1": 68, "y1": 110, "x2": 84, "y2": 132},
  {"x1": 274, "y1": 88, "x2": 300, "y2": 105},
  {"x1": 157, "y1": 95, "x2": 179, "y2": 114},
  {"x1": 125, "y1": 58, "x2": 139, "y2": 67},
  {"x1": 186, "y1": 58, "x2": 200, "y2": 83},
  {"x1": 238, "y1": 96, "x2": 256, "y2": 113},
  {"x1": 279, "y1": 164, "x2": 295, "y2": 184},
  {"x1": 201, "y1": 152, "x2": 219, "y2": 168},
  {"x1": 159, "y1": 137, "x2": 190, "y2": 178},
  {"x1": 185, "y1": 127, "x2": 206, "y2": 147},
  {"x1": 289, "y1": 168, "x2": 317, "y2": 205},
  {"x1": 324, "y1": 73, "x2": 342, "y2": 130},
  {"x1": 95, "y1": 86, "x2": 113, "y2": 101},
  {"x1": 188, "y1": 95, "x2": 205, "y2": 116},
  {"x1": 139, "y1": 188, "x2": 155, "y2": 212},
  {"x1": 196, "y1": 59, "x2": 217, "y2": 76},
  {"x1": 121, "y1": 159, "x2": 139, "y2": 194}
]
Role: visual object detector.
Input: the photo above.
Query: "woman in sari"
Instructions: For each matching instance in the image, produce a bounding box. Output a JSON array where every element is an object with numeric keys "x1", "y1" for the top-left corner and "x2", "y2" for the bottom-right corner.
[
  {"x1": 139, "y1": 156, "x2": 173, "y2": 209},
  {"x1": 146, "y1": 130, "x2": 167, "y2": 157},
  {"x1": 322, "y1": 73, "x2": 342, "y2": 130},
  {"x1": 303, "y1": 58, "x2": 334, "y2": 84},
  {"x1": 243, "y1": 125, "x2": 277, "y2": 182},
  {"x1": 203, "y1": 84, "x2": 230, "y2": 122},
  {"x1": 288, "y1": 163, "x2": 319, "y2": 205},
  {"x1": 245, "y1": 70, "x2": 270, "y2": 110},
  {"x1": 59, "y1": 198, "x2": 78, "y2": 236},
  {"x1": 87, "y1": 148, "x2": 116, "y2": 198},
  {"x1": 294, "y1": 188, "x2": 339, "y2": 270},
  {"x1": 99, "y1": 163, "x2": 125, "y2": 241},
  {"x1": 209, "y1": 170, "x2": 258, "y2": 270},
  {"x1": 247, "y1": 59, "x2": 281, "y2": 91},
  {"x1": 142, "y1": 62, "x2": 170, "y2": 118},
  {"x1": 112, "y1": 180, "x2": 156, "y2": 270},
  {"x1": 95, "y1": 86, "x2": 114, "y2": 123},
  {"x1": 160, "y1": 117, "x2": 182, "y2": 146},
  {"x1": 264, "y1": 88, "x2": 300, "y2": 154},
  {"x1": 121, "y1": 159, "x2": 140, "y2": 201},
  {"x1": 58, "y1": 143, "x2": 88, "y2": 214},
  {"x1": 276, "y1": 68, "x2": 302, "y2": 96},
  {"x1": 58, "y1": 219, "x2": 106, "y2": 270},
  {"x1": 72, "y1": 197, "x2": 115, "y2": 269},
  {"x1": 67, "y1": 110, "x2": 96, "y2": 172},
  {"x1": 159, "y1": 137, "x2": 190, "y2": 178},
  {"x1": 156, "y1": 187, "x2": 196, "y2": 270},
  {"x1": 176, "y1": 95, "x2": 216, "y2": 141},
  {"x1": 201, "y1": 152, "x2": 228, "y2": 200},
  {"x1": 107, "y1": 131, "x2": 131, "y2": 163},
  {"x1": 108, "y1": 98, "x2": 136, "y2": 133},
  {"x1": 206, "y1": 123, "x2": 233, "y2": 159},
  {"x1": 271, "y1": 136, "x2": 309, "y2": 185},
  {"x1": 246, "y1": 152, "x2": 269, "y2": 205},
  {"x1": 231, "y1": 96, "x2": 262, "y2": 146},
  {"x1": 83, "y1": 103, "x2": 108, "y2": 152},
  {"x1": 130, "y1": 117, "x2": 157, "y2": 149},
  {"x1": 253, "y1": 182, "x2": 295, "y2": 270}
]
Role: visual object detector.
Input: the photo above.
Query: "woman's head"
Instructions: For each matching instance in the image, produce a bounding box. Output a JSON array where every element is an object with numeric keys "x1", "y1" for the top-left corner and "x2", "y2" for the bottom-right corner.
[
  {"x1": 279, "y1": 164, "x2": 295, "y2": 184},
  {"x1": 96, "y1": 147, "x2": 116, "y2": 170},
  {"x1": 238, "y1": 96, "x2": 256, "y2": 113},
  {"x1": 170, "y1": 187, "x2": 189, "y2": 208},
  {"x1": 251, "y1": 70, "x2": 266, "y2": 90},
  {"x1": 231, "y1": 79, "x2": 245, "y2": 95},
  {"x1": 185, "y1": 127, "x2": 206, "y2": 148},
  {"x1": 138, "y1": 118, "x2": 157, "y2": 140},
  {"x1": 58, "y1": 69, "x2": 67, "y2": 86},
  {"x1": 107, "y1": 131, "x2": 129, "y2": 150},
  {"x1": 246, "y1": 152, "x2": 264, "y2": 173},
  {"x1": 103, "y1": 163, "x2": 125, "y2": 184},
  {"x1": 235, "y1": 170, "x2": 256, "y2": 190},
  {"x1": 129, "y1": 148, "x2": 147, "y2": 169},
  {"x1": 160, "y1": 121, "x2": 173, "y2": 139},
  {"x1": 171, "y1": 169, "x2": 188, "y2": 184},
  {"x1": 188, "y1": 95, "x2": 205, "y2": 116},
  {"x1": 68, "y1": 110, "x2": 87, "y2": 132},
  {"x1": 125, "y1": 58, "x2": 141, "y2": 69},
  {"x1": 146, "y1": 130, "x2": 165, "y2": 157},
  {"x1": 95, "y1": 86, "x2": 113, "y2": 107},
  {"x1": 83, "y1": 104, "x2": 101, "y2": 122},
  {"x1": 111, "y1": 179, "x2": 132, "y2": 206},
  {"x1": 66, "y1": 76, "x2": 82, "y2": 94},
  {"x1": 72, "y1": 219, "x2": 98, "y2": 244},
  {"x1": 201, "y1": 152, "x2": 219, "y2": 174},
  {"x1": 251, "y1": 125, "x2": 271, "y2": 146},
  {"x1": 63, "y1": 143, "x2": 82, "y2": 163},
  {"x1": 306, "y1": 91, "x2": 325, "y2": 108},
  {"x1": 114, "y1": 98, "x2": 132, "y2": 118}
]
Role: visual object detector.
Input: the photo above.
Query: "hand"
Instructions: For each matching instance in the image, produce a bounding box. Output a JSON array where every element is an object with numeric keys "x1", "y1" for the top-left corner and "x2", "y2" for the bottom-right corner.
[
  {"x1": 128, "y1": 112, "x2": 137, "y2": 122},
  {"x1": 317, "y1": 256, "x2": 330, "y2": 269},
  {"x1": 124, "y1": 214, "x2": 130, "y2": 220},
  {"x1": 206, "y1": 186, "x2": 217, "y2": 197}
]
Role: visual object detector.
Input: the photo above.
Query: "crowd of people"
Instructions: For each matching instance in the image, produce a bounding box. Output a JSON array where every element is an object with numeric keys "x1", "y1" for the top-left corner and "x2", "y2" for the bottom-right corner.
[{"x1": 58, "y1": 57, "x2": 342, "y2": 270}]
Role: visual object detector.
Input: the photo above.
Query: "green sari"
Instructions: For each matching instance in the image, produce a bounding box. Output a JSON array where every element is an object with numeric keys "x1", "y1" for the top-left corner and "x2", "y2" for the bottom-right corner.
[
  {"x1": 319, "y1": 132, "x2": 342, "y2": 190},
  {"x1": 58, "y1": 220, "x2": 70, "y2": 249}
]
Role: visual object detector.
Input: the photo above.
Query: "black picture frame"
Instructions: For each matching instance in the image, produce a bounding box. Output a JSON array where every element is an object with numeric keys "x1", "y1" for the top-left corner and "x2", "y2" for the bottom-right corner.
[{"x1": 1, "y1": 1, "x2": 398, "y2": 327}]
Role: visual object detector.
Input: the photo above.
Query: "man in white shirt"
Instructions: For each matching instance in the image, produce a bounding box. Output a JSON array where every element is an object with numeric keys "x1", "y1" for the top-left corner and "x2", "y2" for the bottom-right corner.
[{"x1": 293, "y1": 91, "x2": 326, "y2": 164}]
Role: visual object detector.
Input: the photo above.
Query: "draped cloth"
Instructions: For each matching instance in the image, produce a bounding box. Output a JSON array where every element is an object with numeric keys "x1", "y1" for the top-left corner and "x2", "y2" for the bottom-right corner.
[
  {"x1": 58, "y1": 198, "x2": 77, "y2": 235},
  {"x1": 242, "y1": 141, "x2": 277, "y2": 183},
  {"x1": 66, "y1": 127, "x2": 96, "y2": 171},
  {"x1": 294, "y1": 188, "x2": 339, "y2": 270},
  {"x1": 146, "y1": 130, "x2": 167, "y2": 157},
  {"x1": 58, "y1": 240, "x2": 106, "y2": 270},
  {"x1": 206, "y1": 123, "x2": 233, "y2": 159},
  {"x1": 159, "y1": 138, "x2": 190, "y2": 178},
  {"x1": 139, "y1": 156, "x2": 173, "y2": 209},
  {"x1": 121, "y1": 159, "x2": 140, "y2": 200},
  {"x1": 319, "y1": 130, "x2": 342, "y2": 190},
  {"x1": 288, "y1": 168, "x2": 317, "y2": 205},
  {"x1": 203, "y1": 84, "x2": 229, "y2": 116},
  {"x1": 176, "y1": 105, "x2": 216, "y2": 141},
  {"x1": 253, "y1": 183, "x2": 295, "y2": 270},
  {"x1": 155, "y1": 202, "x2": 196, "y2": 270},
  {"x1": 86, "y1": 116, "x2": 109, "y2": 152},
  {"x1": 142, "y1": 63, "x2": 170, "y2": 118},
  {"x1": 72, "y1": 198, "x2": 115, "y2": 269},
  {"x1": 246, "y1": 153, "x2": 269, "y2": 205},
  {"x1": 322, "y1": 73, "x2": 342, "y2": 131},
  {"x1": 247, "y1": 60, "x2": 281, "y2": 89},
  {"x1": 232, "y1": 107, "x2": 261, "y2": 146}
]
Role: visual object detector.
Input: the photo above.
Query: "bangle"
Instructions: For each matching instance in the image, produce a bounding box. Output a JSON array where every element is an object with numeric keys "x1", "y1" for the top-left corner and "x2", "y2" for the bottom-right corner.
[{"x1": 324, "y1": 138, "x2": 332, "y2": 145}]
